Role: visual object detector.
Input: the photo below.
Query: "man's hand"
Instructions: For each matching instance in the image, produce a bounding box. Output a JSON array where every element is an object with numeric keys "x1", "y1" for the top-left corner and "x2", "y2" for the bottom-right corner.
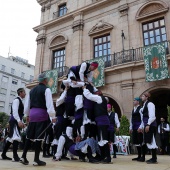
[
  {"x1": 52, "y1": 118, "x2": 57, "y2": 124},
  {"x1": 129, "y1": 129, "x2": 133, "y2": 134},
  {"x1": 82, "y1": 85, "x2": 86, "y2": 90},
  {"x1": 18, "y1": 121, "x2": 25, "y2": 128},
  {"x1": 137, "y1": 128, "x2": 143, "y2": 133},
  {"x1": 145, "y1": 125, "x2": 150, "y2": 133},
  {"x1": 71, "y1": 80, "x2": 77, "y2": 85},
  {"x1": 116, "y1": 128, "x2": 119, "y2": 132},
  {"x1": 84, "y1": 77, "x2": 88, "y2": 82}
]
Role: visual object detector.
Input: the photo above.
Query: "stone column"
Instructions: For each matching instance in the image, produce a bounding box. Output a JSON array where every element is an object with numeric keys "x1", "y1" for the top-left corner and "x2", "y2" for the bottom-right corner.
[
  {"x1": 34, "y1": 28, "x2": 46, "y2": 80},
  {"x1": 121, "y1": 70, "x2": 134, "y2": 119},
  {"x1": 71, "y1": 12, "x2": 84, "y2": 66}
]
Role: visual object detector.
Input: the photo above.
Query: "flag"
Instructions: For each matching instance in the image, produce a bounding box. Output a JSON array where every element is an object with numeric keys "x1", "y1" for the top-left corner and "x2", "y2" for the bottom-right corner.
[
  {"x1": 87, "y1": 57, "x2": 105, "y2": 87},
  {"x1": 143, "y1": 42, "x2": 169, "y2": 82},
  {"x1": 45, "y1": 69, "x2": 58, "y2": 94}
]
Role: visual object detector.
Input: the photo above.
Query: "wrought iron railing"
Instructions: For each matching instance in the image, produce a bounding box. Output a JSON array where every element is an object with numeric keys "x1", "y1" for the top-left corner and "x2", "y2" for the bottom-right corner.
[
  {"x1": 53, "y1": 8, "x2": 68, "y2": 19},
  {"x1": 103, "y1": 40, "x2": 170, "y2": 68}
]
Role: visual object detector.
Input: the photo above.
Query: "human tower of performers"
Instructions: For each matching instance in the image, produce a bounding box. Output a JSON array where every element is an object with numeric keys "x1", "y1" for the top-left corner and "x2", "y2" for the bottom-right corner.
[{"x1": 1, "y1": 61, "x2": 158, "y2": 166}]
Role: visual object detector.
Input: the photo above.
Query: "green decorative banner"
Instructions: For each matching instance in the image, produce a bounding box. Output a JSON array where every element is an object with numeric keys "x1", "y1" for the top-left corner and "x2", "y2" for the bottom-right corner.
[
  {"x1": 143, "y1": 42, "x2": 169, "y2": 82},
  {"x1": 45, "y1": 69, "x2": 58, "y2": 94},
  {"x1": 87, "y1": 57, "x2": 105, "y2": 87}
]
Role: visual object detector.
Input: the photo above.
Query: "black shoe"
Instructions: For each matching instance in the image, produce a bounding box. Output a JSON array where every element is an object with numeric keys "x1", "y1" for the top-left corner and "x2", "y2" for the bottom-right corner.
[
  {"x1": 33, "y1": 160, "x2": 46, "y2": 166},
  {"x1": 102, "y1": 157, "x2": 112, "y2": 164},
  {"x1": 52, "y1": 156, "x2": 61, "y2": 161},
  {"x1": 146, "y1": 158, "x2": 152, "y2": 162},
  {"x1": 89, "y1": 158, "x2": 100, "y2": 163},
  {"x1": 137, "y1": 157, "x2": 145, "y2": 162},
  {"x1": 61, "y1": 156, "x2": 70, "y2": 160},
  {"x1": 12, "y1": 157, "x2": 20, "y2": 162},
  {"x1": 132, "y1": 157, "x2": 140, "y2": 161},
  {"x1": 146, "y1": 159, "x2": 157, "y2": 164},
  {"x1": 1, "y1": 154, "x2": 12, "y2": 160},
  {"x1": 20, "y1": 157, "x2": 29, "y2": 165},
  {"x1": 43, "y1": 154, "x2": 50, "y2": 158},
  {"x1": 113, "y1": 155, "x2": 117, "y2": 158}
]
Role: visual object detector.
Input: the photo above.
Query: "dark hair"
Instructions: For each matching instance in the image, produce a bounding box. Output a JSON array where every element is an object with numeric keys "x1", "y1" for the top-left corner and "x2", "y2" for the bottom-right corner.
[{"x1": 17, "y1": 88, "x2": 24, "y2": 95}]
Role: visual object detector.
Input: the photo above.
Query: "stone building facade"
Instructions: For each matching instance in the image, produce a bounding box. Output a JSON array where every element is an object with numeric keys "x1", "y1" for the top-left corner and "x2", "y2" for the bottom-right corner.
[{"x1": 31, "y1": 0, "x2": 170, "y2": 120}]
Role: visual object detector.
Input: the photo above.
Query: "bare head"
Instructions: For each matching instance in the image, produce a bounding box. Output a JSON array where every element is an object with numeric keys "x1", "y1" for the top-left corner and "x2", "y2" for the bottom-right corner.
[
  {"x1": 141, "y1": 92, "x2": 151, "y2": 102},
  {"x1": 17, "y1": 88, "x2": 26, "y2": 99}
]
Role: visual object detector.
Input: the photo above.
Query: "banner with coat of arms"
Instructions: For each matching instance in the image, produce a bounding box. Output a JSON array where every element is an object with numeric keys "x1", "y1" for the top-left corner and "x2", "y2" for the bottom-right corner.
[
  {"x1": 45, "y1": 69, "x2": 58, "y2": 94},
  {"x1": 87, "y1": 57, "x2": 105, "y2": 87},
  {"x1": 143, "y1": 42, "x2": 169, "y2": 82}
]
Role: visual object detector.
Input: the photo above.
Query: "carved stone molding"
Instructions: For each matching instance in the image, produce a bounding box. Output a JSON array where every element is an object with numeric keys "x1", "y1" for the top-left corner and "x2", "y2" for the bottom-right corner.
[
  {"x1": 49, "y1": 33, "x2": 68, "y2": 49},
  {"x1": 88, "y1": 20, "x2": 113, "y2": 36},
  {"x1": 121, "y1": 83, "x2": 134, "y2": 89},
  {"x1": 36, "y1": 34, "x2": 46, "y2": 45},
  {"x1": 118, "y1": 4, "x2": 129, "y2": 17},
  {"x1": 41, "y1": 6, "x2": 45, "y2": 12},
  {"x1": 72, "y1": 19, "x2": 84, "y2": 33},
  {"x1": 46, "y1": 1, "x2": 51, "y2": 10},
  {"x1": 136, "y1": 0, "x2": 169, "y2": 20}
]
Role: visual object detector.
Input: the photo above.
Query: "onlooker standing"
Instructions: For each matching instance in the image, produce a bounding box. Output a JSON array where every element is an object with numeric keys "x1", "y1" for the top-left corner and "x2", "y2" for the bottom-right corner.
[
  {"x1": 20, "y1": 72, "x2": 56, "y2": 166},
  {"x1": 1, "y1": 88, "x2": 26, "y2": 161},
  {"x1": 158, "y1": 117, "x2": 170, "y2": 155}
]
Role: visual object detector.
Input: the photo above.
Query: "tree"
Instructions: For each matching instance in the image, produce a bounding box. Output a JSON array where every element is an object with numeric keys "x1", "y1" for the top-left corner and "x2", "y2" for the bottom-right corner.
[
  {"x1": 0, "y1": 112, "x2": 10, "y2": 128},
  {"x1": 118, "y1": 115, "x2": 130, "y2": 136}
]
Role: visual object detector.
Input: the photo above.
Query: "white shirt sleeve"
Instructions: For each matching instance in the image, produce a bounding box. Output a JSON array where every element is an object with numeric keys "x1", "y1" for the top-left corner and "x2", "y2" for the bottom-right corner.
[
  {"x1": 45, "y1": 88, "x2": 56, "y2": 118},
  {"x1": 164, "y1": 124, "x2": 170, "y2": 131},
  {"x1": 79, "y1": 62, "x2": 87, "y2": 82},
  {"x1": 139, "y1": 111, "x2": 144, "y2": 129},
  {"x1": 87, "y1": 71, "x2": 93, "y2": 83},
  {"x1": 147, "y1": 102, "x2": 156, "y2": 125},
  {"x1": 12, "y1": 98, "x2": 21, "y2": 122},
  {"x1": 83, "y1": 88, "x2": 102, "y2": 104},
  {"x1": 158, "y1": 125, "x2": 160, "y2": 133},
  {"x1": 115, "y1": 113, "x2": 120, "y2": 128},
  {"x1": 24, "y1": 93, "x2": 30, "y2": 117},
  {"x1": 129, "y1": 115, "x2": 132, "y2": 130},
  {"x1": 62, "y1": 79, "x2": 71, "y2": 86},
  {"x1": 56, "y1": 90, "x2": 67, "y2": 107}
]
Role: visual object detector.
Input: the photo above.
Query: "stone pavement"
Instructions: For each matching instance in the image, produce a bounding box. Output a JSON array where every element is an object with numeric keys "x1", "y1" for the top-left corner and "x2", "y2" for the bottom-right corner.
[{"x1": 0, "y1": 152, "x2": 170, "y2": 170}]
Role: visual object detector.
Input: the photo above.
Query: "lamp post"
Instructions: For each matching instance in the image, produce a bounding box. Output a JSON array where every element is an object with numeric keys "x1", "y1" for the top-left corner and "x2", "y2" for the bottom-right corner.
[{"x1": 121, "y1": 30, "x2": 125, "y2": 61}]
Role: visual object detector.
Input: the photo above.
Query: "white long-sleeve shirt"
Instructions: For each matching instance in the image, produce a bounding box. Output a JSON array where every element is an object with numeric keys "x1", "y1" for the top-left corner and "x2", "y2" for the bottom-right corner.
[
  {"x1": 83, "y1": 88, "x2": 102, "y2": 104},
  {"x1": 56, "y1": 90, "x2": 67, "y2": 107},
  {"x1": 129, "y1": 105, "x2": 143, "y2": 130},
  {"x1": 12, "y1": 96, "x2": 24, "y2": 122},
  {"x1": 108, "y1": 112, "x2": 120, "y2": 128},
  {"x1": 79, "y1": 62, "x2": 93, "y2": 82},
  {"x1": 142, "y1": 101, "x2": 156, "y2": 125},
  {"x1": 24, "y1": 88, "x2": 55, "y2": 119}
]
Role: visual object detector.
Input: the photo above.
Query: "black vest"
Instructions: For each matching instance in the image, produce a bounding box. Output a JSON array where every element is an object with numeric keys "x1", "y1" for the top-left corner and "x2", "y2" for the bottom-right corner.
[
  {"x1": 63, "y1": 134, "x2": 75, "y2": 150},
  {"x1": 108, "y1": 112, "x2": 115, "y2": 125},
  {"x1": 132, "y1": 106, "x2": 141, "y2": 124},
  {"x1": 94, "y1": 96, "x2": 107, "y2": 118},
  {"x1": 56, "y1": 103, "x2": 65, "y2": 116},
  {"x1": 30, "y1": 83, "x2": 47, "y2": 109},
  {"x1": 71, "y1": 62, "x2": 91, "y2": 80},
  {"x1": 10, "y1": 97, "x2": 24, "y2": 120},
  {"x1": 160, "y1": 122, "x2": 168, "y2": 134}
]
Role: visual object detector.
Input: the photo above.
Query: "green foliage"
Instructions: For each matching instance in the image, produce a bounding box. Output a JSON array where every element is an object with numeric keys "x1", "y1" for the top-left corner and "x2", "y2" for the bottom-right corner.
[
  {"x1": 168, "y1": 106, "x2": 170, "y2": 123},
  {"x1": 0, "y1": 112, "x2": 10, "y2": 128},
  {"x1": 118, "y1": 115, "x2": 130, "y2": 136}
]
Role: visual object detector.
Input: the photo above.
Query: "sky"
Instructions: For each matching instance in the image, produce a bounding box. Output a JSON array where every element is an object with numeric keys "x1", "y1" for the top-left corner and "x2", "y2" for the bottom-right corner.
[{"x1": 0, "y1": 0, "x2": 41, "y2": 65}]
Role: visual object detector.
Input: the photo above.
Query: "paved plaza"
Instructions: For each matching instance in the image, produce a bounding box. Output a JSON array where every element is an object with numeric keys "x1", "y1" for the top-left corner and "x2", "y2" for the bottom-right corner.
[{"x1": 0, "y1": 152, "x2": 170, "y2": 170}]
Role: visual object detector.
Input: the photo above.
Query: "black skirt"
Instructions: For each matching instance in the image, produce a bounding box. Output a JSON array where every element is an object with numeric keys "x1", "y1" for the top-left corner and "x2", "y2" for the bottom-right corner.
[
  {"x1": 73, "y1": 117, "x2": 83, "y2": 138},
  {"x1": 8, "y1": 120, "x2": 20, "y2": 138},
  {"x1": 108, "y1": 130, "x2": 115, "y2": 143},
  {"x1": 26, "y1": 120, "x2": 48, "y2": 140},
  {"x1": 132, "y1": 129, "x2": 143, "y2": 145}
]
